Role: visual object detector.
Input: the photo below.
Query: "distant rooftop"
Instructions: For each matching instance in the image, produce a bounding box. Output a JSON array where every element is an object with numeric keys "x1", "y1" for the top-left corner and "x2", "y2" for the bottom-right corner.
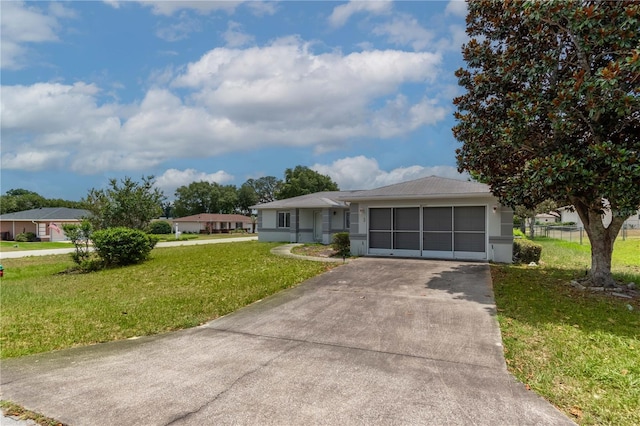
[{"x1": 0, "y1": 207, "x2": 90, "y2": 221}]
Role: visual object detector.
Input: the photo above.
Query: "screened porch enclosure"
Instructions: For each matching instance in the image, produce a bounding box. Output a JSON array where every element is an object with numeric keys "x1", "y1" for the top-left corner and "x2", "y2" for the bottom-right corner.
[{"x1": 368, "y1": 206, "x2": 487, "y2": 259}]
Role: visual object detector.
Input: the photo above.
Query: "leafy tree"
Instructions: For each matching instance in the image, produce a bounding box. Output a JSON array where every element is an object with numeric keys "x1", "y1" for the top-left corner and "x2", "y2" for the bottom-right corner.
[
  {"x1": 218, "y1": 184, "x2": 238, "y2": 214},
  {"x1": 0, "y1": 189, "x2": 46, "y2": 214},
  {"x1": 0, "y1": 189, "x2": 84, "y2": 214},
  {"x1": 276, "y1": 166, "x2": 339, "y2": 200},
  {"x1": 237, "y1": 183, "x2": 258, "y2": 215},
  {"x1": 173, "y1": 181, "x2": 239, "y2": 216},
  {"x1": 84, "y1": 176, "x2": 165, "y2": 230},
  {"x1": 243, "y1": 176, "x2": 282, "y2": 204},
  {"x1": 453, "y1": 0, "x2": 640, "y2": 287}
]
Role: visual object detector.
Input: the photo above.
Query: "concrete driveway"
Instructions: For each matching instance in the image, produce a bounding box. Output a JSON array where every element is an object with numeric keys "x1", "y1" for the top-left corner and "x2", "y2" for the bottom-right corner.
[{"x1": 0, "y1": 258, "x2": 573, "y2": 425}]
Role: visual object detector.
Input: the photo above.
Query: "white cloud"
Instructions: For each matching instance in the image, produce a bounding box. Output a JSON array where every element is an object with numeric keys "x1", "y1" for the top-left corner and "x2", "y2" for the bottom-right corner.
[
  {"x1": 140, "y1": 1, "x2": 242, "y2": 16},
  {"x1": 372, "y1": 13, "x2": 433, "y2": 51},
  {"x1": 156, "y1": 12, "x2": 202, "y2": 42},
  {"x1": 1, "y1": 38, "x2": 446, "y2": 175},
  {"x1": 0, "y1": 150, "x2": 68, "y2": 172},
  {"x1": 328, "y1": 0, "x2": 393, "y2": 27},
  {"x1": 0, "y1": 1, "x2": 74, "y2": 69},
  {"x1": 155, "y1": 168, "x2": 234, "y2": 196},
  {"x1": 445, "y1": 0, "x2": 468, "y2": 18},
  {"x1": 222, "y1": 21, "x2": 254, "y2": 47},
  {"x1": 311, "y1": 156, "x2": 469, "y2": 190}
]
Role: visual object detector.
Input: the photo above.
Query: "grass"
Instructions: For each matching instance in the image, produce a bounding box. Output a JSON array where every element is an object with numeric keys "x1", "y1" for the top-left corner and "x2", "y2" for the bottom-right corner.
[
  {"x1": 492, "y1": 237, "x2": 640, "y2": 425},
  {"x1": 0, "y1": 401, "x2": 61, "y2": 426},
  {"x1": 0, "y1": 241, "x2": 74, "y2": 252},
  {"x1": 0, "y1": 241, "x2": 336, "y2": 358}
]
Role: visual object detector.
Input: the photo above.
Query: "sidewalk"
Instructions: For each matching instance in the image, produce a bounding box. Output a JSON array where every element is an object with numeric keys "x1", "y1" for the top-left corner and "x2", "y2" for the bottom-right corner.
[{"x1": 0, "y1": 236, "x2": 258, "y2": 260}]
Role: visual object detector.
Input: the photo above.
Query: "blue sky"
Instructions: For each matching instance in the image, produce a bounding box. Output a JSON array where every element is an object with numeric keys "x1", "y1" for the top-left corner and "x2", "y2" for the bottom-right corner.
[{"x1": 1, "y1": 0, "x2": 470, "y2": 201}]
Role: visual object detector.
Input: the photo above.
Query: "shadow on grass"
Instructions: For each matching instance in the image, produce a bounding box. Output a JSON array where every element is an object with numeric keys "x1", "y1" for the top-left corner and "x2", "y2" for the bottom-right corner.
[{"x1": 491, "y1": 263, "x2": 640, "y2": 340}]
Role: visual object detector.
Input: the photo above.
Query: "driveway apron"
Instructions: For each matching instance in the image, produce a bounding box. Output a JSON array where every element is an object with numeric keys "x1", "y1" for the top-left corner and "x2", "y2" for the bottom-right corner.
[{"x1": 0, "y1": 258, "x2": 574, "y2": 425}]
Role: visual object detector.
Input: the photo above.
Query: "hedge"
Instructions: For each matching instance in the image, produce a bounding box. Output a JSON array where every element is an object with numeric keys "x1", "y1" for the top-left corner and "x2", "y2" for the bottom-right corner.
[{"x1": 513, "y1": 239, "x2": 542, "y2": 264}]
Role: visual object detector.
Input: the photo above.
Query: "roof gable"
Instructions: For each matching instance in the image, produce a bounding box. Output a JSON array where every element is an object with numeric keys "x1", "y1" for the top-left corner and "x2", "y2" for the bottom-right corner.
[
  {"x1": 252, "y1": 191, "x2": 360, "y2": 210},
  {"x1": 172, "y1": 213, "x2": 252, "y2": 223},
  {"x1": 341, "y1": 176, "x2": 490, "y2": 200}
]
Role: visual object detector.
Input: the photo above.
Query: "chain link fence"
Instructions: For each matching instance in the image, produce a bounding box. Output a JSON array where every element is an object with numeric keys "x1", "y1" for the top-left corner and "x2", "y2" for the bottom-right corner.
[{"x1": 526, "y1": 225, "x2": 636, "y2": 244}]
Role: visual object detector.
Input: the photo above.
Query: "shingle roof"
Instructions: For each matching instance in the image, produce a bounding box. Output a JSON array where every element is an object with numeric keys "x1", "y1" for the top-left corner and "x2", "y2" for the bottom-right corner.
[
  {"x1": 340, "y1": 176, "x2": 490, "y2": 201},
  {"x1": 252, "y1": 191, "x2": 361, "y2": 210},
  {"x1": 172, "y1": 213, "x2": 252, "y2": 223},
  {"x1": 0, "y1": 207, "x2": 90, "y2": 221}
]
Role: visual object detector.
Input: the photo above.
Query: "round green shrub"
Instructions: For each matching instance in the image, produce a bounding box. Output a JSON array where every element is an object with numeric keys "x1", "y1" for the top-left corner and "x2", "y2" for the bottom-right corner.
[
  {"x1": 92, "y1": 227, "x2": 159, "y2": 266},
  {"x1": 513, "y1": 239, "x2": 542, "y2": 264},
  {"x1": 15, "y1": 232, "x2": 37, "y2": 242},
  {"x1": 148, "y1": 220, "x2": 172, "y2": 234},
  {"x1": 331, "y1": 232, "x2": 351, "y2": 258}
]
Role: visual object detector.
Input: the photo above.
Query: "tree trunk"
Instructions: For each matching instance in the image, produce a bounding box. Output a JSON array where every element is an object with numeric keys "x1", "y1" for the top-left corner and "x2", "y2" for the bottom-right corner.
[{"x1": 572, "y1": 198, "x2": 626, "y2": 288}]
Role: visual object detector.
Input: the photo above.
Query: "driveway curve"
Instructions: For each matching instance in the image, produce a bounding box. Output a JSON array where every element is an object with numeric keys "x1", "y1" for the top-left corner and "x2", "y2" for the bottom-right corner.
[{"x1": 0, "y1": 258, "x2": 573, "y2": 425}]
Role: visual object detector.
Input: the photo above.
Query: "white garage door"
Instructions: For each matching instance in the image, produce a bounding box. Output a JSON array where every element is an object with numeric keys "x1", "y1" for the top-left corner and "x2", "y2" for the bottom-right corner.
[{"x1": 368, "y1": 206, "x2": 487, "y2": 260}]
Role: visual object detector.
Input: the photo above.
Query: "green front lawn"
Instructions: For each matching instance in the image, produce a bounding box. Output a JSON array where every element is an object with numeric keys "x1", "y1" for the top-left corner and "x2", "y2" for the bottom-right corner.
[
  {"x1": 493, "y1": 238, "x2": 640, "y2": 425},
  {"x1": 0, "y1": 241, "x2": 336, "y2": 358},
  {"x1": 0, "y1": 241, "x2": 74, "y2": 252}
]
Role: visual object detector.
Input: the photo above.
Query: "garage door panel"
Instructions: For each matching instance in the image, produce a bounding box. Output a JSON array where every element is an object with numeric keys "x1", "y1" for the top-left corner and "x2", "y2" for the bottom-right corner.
[
  {"x1": 423, "y1": 207, "x2": 452, "y2": 231},
  {"x1": 370, "y1": 231, "x2": 391, "y2": 249},
  {"x1": 423, "y1": 232, "x2": 452, "y2": 251},
  {"x1": 395, "y1": 232, "x2": 420, "y2": 250},
  {"x1": 394, "y1": 207, "x2": 419, "y2": 231},
  {"x1": 454, "y1": 232, "x2": 485, "y2": 252},
  {"x1": 454, "y1": 206, "x2": 485, "y2": 231},
  {"x1": 369, "y1": 208, "x2": 391, "y2": 230}
]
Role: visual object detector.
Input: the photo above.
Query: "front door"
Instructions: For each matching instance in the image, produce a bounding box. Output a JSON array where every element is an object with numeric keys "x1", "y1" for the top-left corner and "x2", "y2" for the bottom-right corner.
[{"x1": 313, "y1": 211, "x2": 323, "y2": 242}]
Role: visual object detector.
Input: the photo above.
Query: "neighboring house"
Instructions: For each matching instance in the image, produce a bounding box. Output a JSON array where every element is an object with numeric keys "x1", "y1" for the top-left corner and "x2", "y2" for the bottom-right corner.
[
  {"x1": 535, "y1": 213, "x2": 559, "y2": 224},
  {"x1": 253, "y1": 176, "x2": 514, "y2": 263},
  {"x1": 0, "y1": 207, "x2": 90, "y2": 242},
  {"x1": 559, "y1": 206, "x2": 640, "y2": 229},
  {"x1": 171, "y1": 213, "x2": 253, "y2": 234},
  {"x1": 251, "y1": 191, "x2": 358, "y2": 245}
]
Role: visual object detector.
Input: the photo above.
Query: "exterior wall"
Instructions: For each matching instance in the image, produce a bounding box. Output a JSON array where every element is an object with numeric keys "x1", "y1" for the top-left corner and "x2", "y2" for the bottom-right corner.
[
  {"x1": 255, "y1": 210, "x2": 291, "y2": 242},
  {"x1": 489, "y1": 206, "x2": 514, "y2": 263},
  {"x1": 349, "y1": 203, "x2": 367, "y2": 256},
  {"x1": 0, "y1": 221, "x2": 37, "y2": 240},
  {"x1": 256, "y1": 207, "x2": 350, "y2": 244},
  {"x1": 175, "y1": 222, "x2": 203, "y2": 233},
  {"x1": 0, "y1": 220, "x2": 84, "y2": 242}
]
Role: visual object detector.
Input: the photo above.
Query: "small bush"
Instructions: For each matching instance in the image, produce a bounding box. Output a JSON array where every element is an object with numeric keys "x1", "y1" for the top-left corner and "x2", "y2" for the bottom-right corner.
[
  {"x1": 148, "y1": 220, "x2": 172, "y2": 234},
  {"x1": 513, "y1": 239, "x2": 542, "y2": 264},
  {"x1": 15, "y1": 232, "x2": 37, "y2": 242},
  {"x1": 513, "y1": 229, "x2": 526, "y2": 239},
  {"x1": 331, "y1": 232, "x2": 351, "y2": 258},
  {"x1": 92, "y1": 227, "x2": 159, "y2": 266},
  {"x1": 63, "y1": 221, "x2": 94, "y2": 268}
]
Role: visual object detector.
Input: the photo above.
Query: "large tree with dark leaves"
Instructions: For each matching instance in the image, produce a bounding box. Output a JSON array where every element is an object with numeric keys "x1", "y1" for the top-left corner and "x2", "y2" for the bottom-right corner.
[
  {"x1": 276, "y1": 166, "x2": 339, "y2": 200},
  {"x1": 453, "y1": 0, "x2": 639, "y2": 287}
]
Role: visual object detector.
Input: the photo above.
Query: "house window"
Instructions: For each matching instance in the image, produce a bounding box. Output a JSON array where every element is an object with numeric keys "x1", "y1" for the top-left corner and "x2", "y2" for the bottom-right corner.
[
  {"x1": 344, "y1": 212, "x2": 351, "y2": 230},
  {"x1": 278, "y1": 211, "x2": 290, "y2": 228}
]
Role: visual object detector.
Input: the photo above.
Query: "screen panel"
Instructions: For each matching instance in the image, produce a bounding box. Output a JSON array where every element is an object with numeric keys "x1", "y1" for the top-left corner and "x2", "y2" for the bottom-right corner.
[{"x1": 423, "y1": 207, "x2": 452, "y2": 231}]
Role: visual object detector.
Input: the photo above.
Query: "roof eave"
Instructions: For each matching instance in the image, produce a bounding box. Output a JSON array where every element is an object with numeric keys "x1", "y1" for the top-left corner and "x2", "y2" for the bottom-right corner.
[{"x1": 340, "y1": 192, "x2": 495, "y2": 202}]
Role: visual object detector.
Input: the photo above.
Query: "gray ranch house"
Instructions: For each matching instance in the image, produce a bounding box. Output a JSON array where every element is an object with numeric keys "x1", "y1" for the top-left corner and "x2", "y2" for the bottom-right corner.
[
  {"x1": 252, "y1": 191, "x2": 359, "y2": 245},
  {"x1": 253, "y1": 176, "x2": 514, "y2": 263}
]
